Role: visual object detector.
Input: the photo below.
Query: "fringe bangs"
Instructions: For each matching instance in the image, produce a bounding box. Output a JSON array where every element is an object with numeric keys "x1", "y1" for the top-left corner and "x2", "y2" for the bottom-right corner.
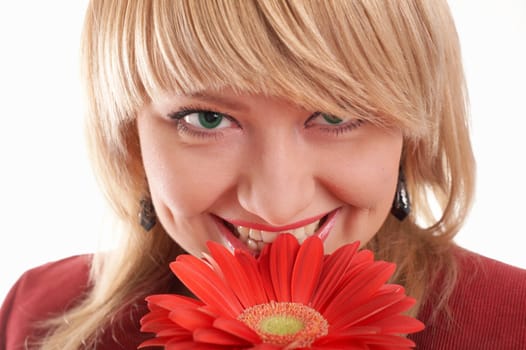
[{"x1": 106, "y1": 0, "x2": 450, "y2": 139}]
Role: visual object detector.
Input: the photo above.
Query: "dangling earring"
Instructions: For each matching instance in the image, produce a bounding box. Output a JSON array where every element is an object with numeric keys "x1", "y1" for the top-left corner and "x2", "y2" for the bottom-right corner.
[
  {"x1": 391, "y1": 167, "x2": 410, "y2": 221},
  {"x1": 139, "y1": 197, "x2": 157, "y2": 231}
]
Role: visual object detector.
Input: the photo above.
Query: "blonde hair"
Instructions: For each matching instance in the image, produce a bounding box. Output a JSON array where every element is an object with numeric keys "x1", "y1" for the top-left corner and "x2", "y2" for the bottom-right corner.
[{"x1": 38, "y1": 1, "x2": 475, "y2": 348}]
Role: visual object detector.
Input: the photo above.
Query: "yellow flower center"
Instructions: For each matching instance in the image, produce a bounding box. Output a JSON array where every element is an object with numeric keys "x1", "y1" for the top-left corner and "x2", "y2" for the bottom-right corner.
[
  {"x1": 260, "y1": 315, "x2": 304, "y2": 335},
  {"x1": 238, "y1": 301, "x2": 329, "y2": 349}
]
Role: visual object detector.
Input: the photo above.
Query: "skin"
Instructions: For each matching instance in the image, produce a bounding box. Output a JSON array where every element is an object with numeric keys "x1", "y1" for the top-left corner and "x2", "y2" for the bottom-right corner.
[{"x1": 137, "y1": 90, "x2": 403, "y2": 256}]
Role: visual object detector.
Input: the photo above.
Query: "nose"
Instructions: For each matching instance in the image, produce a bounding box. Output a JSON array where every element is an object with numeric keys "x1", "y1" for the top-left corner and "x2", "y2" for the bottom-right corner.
[{"x1": 237, "y1": 131, "x2": 316, "y2": 226}]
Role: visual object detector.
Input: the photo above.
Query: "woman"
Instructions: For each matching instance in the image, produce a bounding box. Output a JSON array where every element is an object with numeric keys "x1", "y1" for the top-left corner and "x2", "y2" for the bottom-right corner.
[{"x1": 2, "y1": 1, "x2": 525, "y2": 349}]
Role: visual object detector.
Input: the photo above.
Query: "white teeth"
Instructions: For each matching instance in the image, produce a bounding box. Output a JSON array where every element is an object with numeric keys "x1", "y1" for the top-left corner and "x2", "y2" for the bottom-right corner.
[
  {"x1": 291, "y1": 228, "x2": 307, "y2": 243},
  {"x1": 233, "y1": 218, "x2": 323, "y2": 251},
  {"x1": 261, "y1": 231, "x2": 274, "y2": 243},
  {"x1": 237, "y1": 226, "x2": 249, "y2": 239},
  {"x1": 305, "y1": 222, "x2": 318, "y2": 235},
  {"x1": 248, "y1": 229, "x2": 262, "y2": 241},
  {"x1": 289, "y1": 227, "x2": 306, "y2": 240},
  {"x1": 247, "y1": 238, "x2": 258, "y2": 251}
]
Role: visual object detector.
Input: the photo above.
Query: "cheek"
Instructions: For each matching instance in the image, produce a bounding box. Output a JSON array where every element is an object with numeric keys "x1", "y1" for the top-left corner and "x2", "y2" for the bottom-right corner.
[
  {"x1": 318, "y1": 133, "x2": 402, "y2": 209},
  {"x1": 137, "y1": 117, "x2": 242, "y2": 219},
  {"x1": 141, "y1": 145, "x2": 239, "y2": 217}
]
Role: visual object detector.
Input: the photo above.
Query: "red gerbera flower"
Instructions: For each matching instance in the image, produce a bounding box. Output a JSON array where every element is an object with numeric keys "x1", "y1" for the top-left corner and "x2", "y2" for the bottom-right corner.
[{"x1": 139, "y1": 234, "x2": 424, "y2": 349}]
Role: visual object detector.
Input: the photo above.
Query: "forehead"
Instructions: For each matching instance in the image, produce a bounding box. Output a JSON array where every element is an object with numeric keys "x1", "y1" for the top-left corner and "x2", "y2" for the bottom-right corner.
[{"x1": 135, "y1": 2, "x2": 373, "y2": 106}]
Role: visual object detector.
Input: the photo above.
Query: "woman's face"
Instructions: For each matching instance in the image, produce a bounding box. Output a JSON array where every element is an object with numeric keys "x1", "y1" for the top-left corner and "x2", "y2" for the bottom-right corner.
[{"x1": 137, "y1": 90, "x2": 403, "y2": 257}]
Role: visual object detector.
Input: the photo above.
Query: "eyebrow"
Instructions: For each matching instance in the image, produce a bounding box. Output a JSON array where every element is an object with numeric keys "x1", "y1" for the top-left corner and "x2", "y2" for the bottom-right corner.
[{"x1": 185, "y1": 92, "x2": 249, "y2": 113}]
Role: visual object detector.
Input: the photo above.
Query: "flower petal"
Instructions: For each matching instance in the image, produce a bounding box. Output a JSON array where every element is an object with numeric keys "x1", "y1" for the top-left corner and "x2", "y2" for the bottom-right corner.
[
  {"x1": 330, "y1": 291, "x2": 408, "y2": 330},
  {"x1": 291, "y1": 235, "x2": 324, "y2": 304},
  {"x1": 269, "y1": 233, "x2": 299, "y2": 301},
  {"x1": 141, "y1": 320, "x2": 181, "y2": 334},
  {"x1": 170, "y1": 255, "x2": 243, "y2": 317},
  {"x1": 207, "y1": 241, "x2": 267, "y2": 307},
  {"x1": 140, "y1": 311, "x2": 177, "y2": 333},
  {"x1": 316, "y1": 333, "x2": 417, "y2": 349},
  {"x1": 236, "y1": 249, "x2": 270, "y2": 304},
  {"x1": 140, "y1": 309, "x2": 169, "y2": 324},
  {"x1": 146, "y1": 294, "x2": 204, "y2": 310},
  {"x1": 213, "y1": 317, "x2": 261, "y2": 343},
  {"x1": 351, "y1": 296, "x2": 423, "y2": 333},
  {"x1": 194, "y1": 327, "x2": 253, "y2": 346},
  {"x1": 165, "y1": 340, "x2": 222, "y2": 350},
  {"x1": 323, "y1": 261, "x2": 396, "y2": 320},
  {"x1": 257, "y1": 246, "x2": 277, "y2": 301},
  {"x1": 251, "y1": 344, "x2": 283, "y2": 350},
  {"x1": 169, "y1": 306, "x2": 214, "y2": 331},
  {"x1": 364, "y1": 314, "x2": 425, "y2": 334},
  {"x1": 349, "y1": 334, "x2": 417, "y2": 347},
  {"x1": 157, "y1": 328, "x2": 194, "y2": 338},
  {"x1": 311, "y1": 242, "x2": 362, "y2": 310},
  {"x1": 139, "y1": 336, "x2": 188, "y2": 349}
]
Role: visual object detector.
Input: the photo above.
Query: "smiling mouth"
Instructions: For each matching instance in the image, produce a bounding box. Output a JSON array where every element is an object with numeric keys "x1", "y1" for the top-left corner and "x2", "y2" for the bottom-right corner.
[{"x1": 220, "y1": 213, "x2": 331, "y2": 252}]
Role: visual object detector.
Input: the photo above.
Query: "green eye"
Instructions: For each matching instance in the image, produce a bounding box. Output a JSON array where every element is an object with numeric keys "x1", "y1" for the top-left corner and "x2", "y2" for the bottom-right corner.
[
  {"x1": 197, "y1": 112, "x2": 223, "y2": 129},
  {"x1": 321, "y1": 113, "x2": 343, "y2": 125},
  {"x1": 179, "y1": 111, "x2": 232, "y2": 130},
  {"x1": 305, "y1": 111, "x2": 364, "y2": 135}
]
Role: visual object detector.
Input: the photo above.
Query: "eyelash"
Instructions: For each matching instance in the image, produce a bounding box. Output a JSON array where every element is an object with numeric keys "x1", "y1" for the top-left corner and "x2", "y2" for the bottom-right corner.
[
  {"x1": 167, "y1": 107, "x2": 364, "y2": 139},
  {"x1": 305, "y1": 112, "x2": 364, "y2": 136},
  {"x1": 167, "y1": 106, "x2": 238, "y2": 139}
]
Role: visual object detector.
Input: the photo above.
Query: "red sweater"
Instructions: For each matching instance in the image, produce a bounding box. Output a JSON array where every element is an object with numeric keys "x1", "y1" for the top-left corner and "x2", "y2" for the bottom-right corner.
[{"x1": 1, "y1": 248, "x2": 525, "y2": 349}]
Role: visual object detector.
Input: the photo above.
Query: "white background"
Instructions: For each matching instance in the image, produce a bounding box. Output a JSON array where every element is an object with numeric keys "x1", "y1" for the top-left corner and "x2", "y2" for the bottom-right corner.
[{"x1": 0, "y1": 1, "x2": 525, "y2": 302}]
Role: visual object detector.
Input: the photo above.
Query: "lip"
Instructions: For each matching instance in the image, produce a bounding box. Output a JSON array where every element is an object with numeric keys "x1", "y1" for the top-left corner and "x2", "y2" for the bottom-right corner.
[
  {"x1": 213, "y1": 208, "x2": 341, "y2": 255},
  {"x1": 315, "y1": 208, "x2": 339, "y2": 242},
  {"x1": 213, "y1": 215, "x2": 253, "y2": 255},
  {"x1": 224, "y1": 212, "x2": 327, "y2": 232}
]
